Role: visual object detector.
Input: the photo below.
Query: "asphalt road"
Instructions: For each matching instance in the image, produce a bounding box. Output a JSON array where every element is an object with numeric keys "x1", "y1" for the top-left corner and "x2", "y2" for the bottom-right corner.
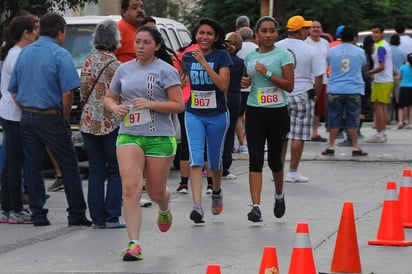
[{"x1": 0, "y1": 122, "x2": 411, "y2": 273}]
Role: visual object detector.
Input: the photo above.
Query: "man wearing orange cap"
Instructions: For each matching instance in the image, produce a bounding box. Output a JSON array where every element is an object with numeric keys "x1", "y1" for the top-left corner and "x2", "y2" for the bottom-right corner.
[{"x1": 277, "y1": 15, "x2": 325, "y2": 183}]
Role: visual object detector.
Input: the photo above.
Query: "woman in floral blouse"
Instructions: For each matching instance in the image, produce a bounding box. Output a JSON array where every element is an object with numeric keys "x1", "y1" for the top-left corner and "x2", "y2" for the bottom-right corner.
[{"x1": 79, "y1": 19, "x2": 123, "y2": 229}]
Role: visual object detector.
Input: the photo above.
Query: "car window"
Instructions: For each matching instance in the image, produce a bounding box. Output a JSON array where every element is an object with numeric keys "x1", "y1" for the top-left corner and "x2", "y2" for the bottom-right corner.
[
  {"x1": 63, "y1": 24, "x2": 96, "y2": 69},
  {"x1": 178, "y1": 29, "x2": 192, "y2": 48}
]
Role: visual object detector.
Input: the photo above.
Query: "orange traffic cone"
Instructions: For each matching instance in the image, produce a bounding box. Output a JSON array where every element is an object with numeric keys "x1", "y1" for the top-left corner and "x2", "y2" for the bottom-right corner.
[
  {"x1": 399, "y1": 169, "x2": 412, "y2": 228},
  {"x1": 206, "y1": 264, "x2": 221, "y2": 274},
  {"x1": 259, "y1": 246, "x2": 279, "y2": 274},
  {"x1": 319, "y1": 201, "x2": 364, "y2": 274},
  {"x1": 288, "y1": 222, "x2": 316, "y2": 274},
  {"x1": 368, "y1": 181, "x2": 412, "y2": 246}
]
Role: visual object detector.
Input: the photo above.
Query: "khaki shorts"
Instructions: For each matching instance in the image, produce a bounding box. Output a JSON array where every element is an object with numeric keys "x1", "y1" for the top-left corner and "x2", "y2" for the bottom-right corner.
[{"x1": 371, "y1": 82, "x2": 393, "y2": 104}]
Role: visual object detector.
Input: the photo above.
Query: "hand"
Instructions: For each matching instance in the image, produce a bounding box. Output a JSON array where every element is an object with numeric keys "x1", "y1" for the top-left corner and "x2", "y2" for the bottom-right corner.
[
  {"x1": 132, "y1": 98, "x2": 152, "y2": 110},
  {"x1": 240, "y1": 76, "x2": 251, "y2": 88},
  {"x1": 114, "y1": 104, "x2": 130, "y2": 118},
  {"x1": 180, "y1": 73, "x2": 189, "y2": 88},
  {"x1": 255, "y1": 62, "x2": 266, "y2": 75},
  {"x1": 192, "y1": 49, "x2": 205, "y2": 63}
]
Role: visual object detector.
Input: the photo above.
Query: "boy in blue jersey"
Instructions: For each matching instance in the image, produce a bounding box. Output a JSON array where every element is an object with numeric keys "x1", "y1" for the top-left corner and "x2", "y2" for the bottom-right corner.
[{"x1": 322, "y1": 26, "x2": 368, "y2": 156}]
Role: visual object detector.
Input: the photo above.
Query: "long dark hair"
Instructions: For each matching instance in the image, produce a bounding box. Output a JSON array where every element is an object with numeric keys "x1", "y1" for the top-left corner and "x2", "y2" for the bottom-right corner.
[
  {"x1": 0, "y1": 16, "x2": 35, "y2": 61},
  {"x1": 136, "y1": 25, "x2": 178, "y2": 67},
  {"x1": 194, "y1": 18, "x2": 226, "y2": 50}
]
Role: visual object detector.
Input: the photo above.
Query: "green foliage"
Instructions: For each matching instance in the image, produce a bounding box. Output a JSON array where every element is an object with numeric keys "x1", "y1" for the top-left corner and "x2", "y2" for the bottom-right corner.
[
  {"x1": 182, "y1": 0, "x2": 412, "y2": 37},
  {"x1": 180, "y1": 0, "x2": 260, "y2": 33}
]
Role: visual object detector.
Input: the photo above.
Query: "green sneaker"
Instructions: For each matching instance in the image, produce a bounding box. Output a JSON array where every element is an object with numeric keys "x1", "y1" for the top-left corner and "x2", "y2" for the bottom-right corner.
[
  {"x1": 120, "y1": 242, "x2": 143, "y2": 261},
  {"x1": 157, "y1": 209, "x2": 172, "y2": 232}
]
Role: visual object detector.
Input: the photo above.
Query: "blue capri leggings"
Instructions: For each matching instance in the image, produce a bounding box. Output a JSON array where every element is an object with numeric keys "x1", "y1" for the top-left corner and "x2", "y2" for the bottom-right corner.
[{"x1": 185, "y1": 111, "x2": 229, "y2": 171}]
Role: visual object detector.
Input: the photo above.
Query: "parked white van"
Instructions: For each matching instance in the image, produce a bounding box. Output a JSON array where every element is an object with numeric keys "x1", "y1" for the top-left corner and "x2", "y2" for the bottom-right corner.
[{"x1": 63, "y1": 15, "x2": 190, "y2": 167}]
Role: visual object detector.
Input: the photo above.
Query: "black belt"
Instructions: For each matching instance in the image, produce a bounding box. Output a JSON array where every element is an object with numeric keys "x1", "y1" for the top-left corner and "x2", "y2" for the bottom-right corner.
[{"x1": 22, "y1": 107, "x2": 63, "y2": 115}]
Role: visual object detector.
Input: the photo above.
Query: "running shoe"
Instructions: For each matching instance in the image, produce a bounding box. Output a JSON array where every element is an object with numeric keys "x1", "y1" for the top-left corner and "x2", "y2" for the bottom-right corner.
[
  {"x1": 222, "y1": 173, "x2": 237, "y2": 180},
  {"x1": 237, "y1": 145, "x2": 248, "y2": 154},
  {"x1": 157, "y1": 209, "x2": 172, "y2": 232},
  {"x1": 47, "y1": 177, "x2": 64, "y2": 192},
  {"x1": 206, "y1": 184, "x2": 213, "y2": 195},
  {"x1": 0, "y1": 210, "x2": 9, "y2": 223},
  {"x1": 190, "y1": 206, "x2": 204, "y2": 224},
  {"x1": 285, "y1": 172, "x2": 308, "y2": 183},
  {"x1": 176, "y1": 182, "x2": 188, "y2": 194},
  {"x1": 274, "y1": 197, "x2": 285, "y2": 218},
  {"x1": 248, "y1": 206, "x2": 263, "y2": 222},
  {"x1": 120, "y1": 242, "x2": 143, "y2": 261},
  {"x1": 8, "y1": 209, "x2": 32, "y2": 224},
  {"x1": 211, "y1": 191, "x2": 223, "y2": 215}
]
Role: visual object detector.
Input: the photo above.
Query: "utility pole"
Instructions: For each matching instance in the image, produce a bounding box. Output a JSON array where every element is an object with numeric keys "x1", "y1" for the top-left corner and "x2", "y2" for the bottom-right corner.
[{"x1": 261, "y1": 0, "x2": 283, "y2": 24}]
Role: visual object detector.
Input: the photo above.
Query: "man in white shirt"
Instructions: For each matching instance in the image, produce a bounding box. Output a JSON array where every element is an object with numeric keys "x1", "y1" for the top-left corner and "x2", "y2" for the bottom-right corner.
[
  {"x1": 395, "y1": 22, "x2": 412, "y2": 55},
  {"x1": 305, "y1": 21, "x2": 329, "y2": 142},
  {"x1": 277, "y1": 15, "x2": 325, "y2": 183},
  {"x1": 235, "y1": 27, "x2": 258, "y2": 153}
]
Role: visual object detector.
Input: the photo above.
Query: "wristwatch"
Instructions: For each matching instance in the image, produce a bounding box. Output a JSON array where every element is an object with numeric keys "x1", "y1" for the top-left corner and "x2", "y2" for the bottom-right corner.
[{"x1": 264, "y1": 70, "x2": 272, "y2": 80}]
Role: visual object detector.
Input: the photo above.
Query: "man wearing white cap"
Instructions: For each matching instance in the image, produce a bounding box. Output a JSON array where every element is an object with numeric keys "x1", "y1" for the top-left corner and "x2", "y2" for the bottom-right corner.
[{"x1": 277, "y1": 15, "x2": 325, "y2": 183}]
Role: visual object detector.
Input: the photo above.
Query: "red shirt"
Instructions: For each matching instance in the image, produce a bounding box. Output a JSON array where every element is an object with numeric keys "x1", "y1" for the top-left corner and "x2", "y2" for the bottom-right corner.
[{"x1": 114, "y1": 20, "x2": 137, "y2": 63}]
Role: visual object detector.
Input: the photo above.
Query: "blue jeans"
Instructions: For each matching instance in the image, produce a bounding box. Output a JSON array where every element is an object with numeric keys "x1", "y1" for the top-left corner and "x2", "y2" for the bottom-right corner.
[
  {"x1": 82, "y1": 129, "x2": 122, "y2": 225},
  {"x1": 0, "y1": 118, "x2": 24, "y2": 212},
  {"x1": 20, "y1": 112, "x2": 87, "y2": 222}
]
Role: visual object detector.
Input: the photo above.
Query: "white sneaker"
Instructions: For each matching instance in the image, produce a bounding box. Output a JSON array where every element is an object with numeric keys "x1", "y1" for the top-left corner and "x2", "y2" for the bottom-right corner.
[
  {"x1": 285, "y1": 172, "x2": 308, "y2": 183},
  {"x1": 365, "y1": 134, "x2": 386, "y2": 143},
  {"x1": 222, "y1": 173, "x2": 237, "y2": 180},
  {"x1": 237, "y1": 145, "x2": 248, "y2": 154},
  {"x1": 140, "y1": 196, "x2": 152, "y2": 207}
]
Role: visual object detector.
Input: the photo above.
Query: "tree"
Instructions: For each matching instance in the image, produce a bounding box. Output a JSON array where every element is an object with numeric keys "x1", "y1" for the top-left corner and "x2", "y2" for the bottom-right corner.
[
  {"x1": 1, "y1": 0, "x2": 98, "y2": 26},
  {"x1": 180, "y1": 0, "x2": 261, "y2": 33}
]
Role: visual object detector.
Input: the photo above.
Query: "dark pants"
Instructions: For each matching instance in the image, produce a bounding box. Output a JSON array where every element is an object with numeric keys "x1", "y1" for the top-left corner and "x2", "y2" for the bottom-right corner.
[
  {"x1": 82, "y1": 129, "x2": 122, "y2": 225},
  {"x1": 0, "y1": 118, "x2": 24, "y2": 212},
  {"x1": 20, "y1": 111, "x2": 87, "y2": 222},
  {"x1": 222, "y1": 93, "x2": 240, "y2": 176}
]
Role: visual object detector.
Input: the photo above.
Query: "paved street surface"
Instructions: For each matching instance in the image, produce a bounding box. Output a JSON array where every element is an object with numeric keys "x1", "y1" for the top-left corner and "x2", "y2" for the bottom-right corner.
[{"x1": 0, "y1": 122, "x2": 412, "y2": 273}]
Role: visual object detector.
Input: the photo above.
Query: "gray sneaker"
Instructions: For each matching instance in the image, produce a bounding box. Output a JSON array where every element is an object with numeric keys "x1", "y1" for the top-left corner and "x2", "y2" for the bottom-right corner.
[
  {"x1": 8, "y1": 209, "x2": 32, "y2": 224},
  {"x1": 48, "y1": 177, "x2": 64, "y2": 191},
  {"x1": 0, "y1": 210, "x2": 9, "y2": 223},
  {"x1": 365, "y1": 134, "x2": 386, "y2": 143},
  {"x1": 211, "y1": 190, "x2": 223, "y2": 215}
]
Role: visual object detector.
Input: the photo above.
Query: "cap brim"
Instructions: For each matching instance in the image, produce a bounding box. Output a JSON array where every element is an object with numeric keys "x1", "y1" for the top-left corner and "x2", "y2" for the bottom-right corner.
[{"x1": 303, "y1": 21, "x2": 313, "y2": 27}]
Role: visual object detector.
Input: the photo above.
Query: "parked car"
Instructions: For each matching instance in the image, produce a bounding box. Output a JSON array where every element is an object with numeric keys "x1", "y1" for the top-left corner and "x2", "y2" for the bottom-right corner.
[
  {"x1": 63, "y1": 15, "x2": 192, "y2": 169},
  {"x1": 356, "y1": 28, "x2": 412, "y2": 47}
]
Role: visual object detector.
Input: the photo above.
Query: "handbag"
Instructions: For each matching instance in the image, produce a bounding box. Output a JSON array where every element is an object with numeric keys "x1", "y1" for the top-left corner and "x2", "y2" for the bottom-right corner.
[{"x1": 80, "y1": 59, "x2": 115, "y2": 110}]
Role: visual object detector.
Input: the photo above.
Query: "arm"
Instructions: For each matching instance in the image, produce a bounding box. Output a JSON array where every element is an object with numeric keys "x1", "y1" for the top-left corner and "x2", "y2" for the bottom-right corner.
[
  {"x1": 255, "y1": 62, "x2": 295, "y2": 92},
  {"x1": 104, "y1": 90, "x2": 131, "y2": 118},
  {"x1": 314, "y1": 75, "x2": 323, "y2": 97},
  {"x1": 62, "y1": 90, "x2": 75, "y2": 120},
  {"x1": 131, "y1": 84, "x2": 185, "y2": 114},
  {"x1": 192, "y1": 49, "x2": 230, "y2": 92},
  {"x1": 369, "y1": 61, "x2": 385, "y2": 76}
]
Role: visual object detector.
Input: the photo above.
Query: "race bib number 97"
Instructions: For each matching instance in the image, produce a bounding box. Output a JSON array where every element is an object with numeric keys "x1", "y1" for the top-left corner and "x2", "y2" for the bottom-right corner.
[{"x1": 124, "y1": 106, "x2": 151, "y2": 127}]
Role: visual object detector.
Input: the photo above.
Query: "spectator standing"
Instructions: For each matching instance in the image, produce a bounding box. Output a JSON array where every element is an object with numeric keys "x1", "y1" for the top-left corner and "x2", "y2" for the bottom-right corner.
[
  {"x1": 243, "y1": 16, "x2": 294, "y2": 222},
  {"x1": 305, "y1": 20, "x2": 329, "y2": 142},
  {"x1": 104, "y1": 26, "x2": 184, "y2": 260},
  {"x1": 80, "y1": 19, "x2": 124, "y2": 229},
  {"x1": 390, "y1": 34, "x2": 406, "y2": 127},
  {"x1": 235, "y1": 27, "x2": 258, "y2": 154},
  {"x1": 321, "y1": 26, "x2": 368, "y2": 157},
  {"x1": 397, "y1": 53, "x2": 412, "y2": 129},
  {"x1": 276, "y1": 15, "x2": 324, "y2": 183},
  {"x1": 182, "y1": 18, "x2": 231, "y2": 224},
  {"x1": 0, "y1": 16, "x2": 36, "y2": 224},
  {"x1": 8, "y1": 13, "x2": 91, "y2": 226},
  {"x1": 365, "y1": 24, "x2": 394, "y2": 143},
  {"x1": 114, "y1": 0, "x2": 146, "y2": 63},
  {"x1": 395, "y1": 22, "x2": 412, "y2": 56},
  {"x1": 221, "y1": 33, "x2": 243, "y2": 180}
]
